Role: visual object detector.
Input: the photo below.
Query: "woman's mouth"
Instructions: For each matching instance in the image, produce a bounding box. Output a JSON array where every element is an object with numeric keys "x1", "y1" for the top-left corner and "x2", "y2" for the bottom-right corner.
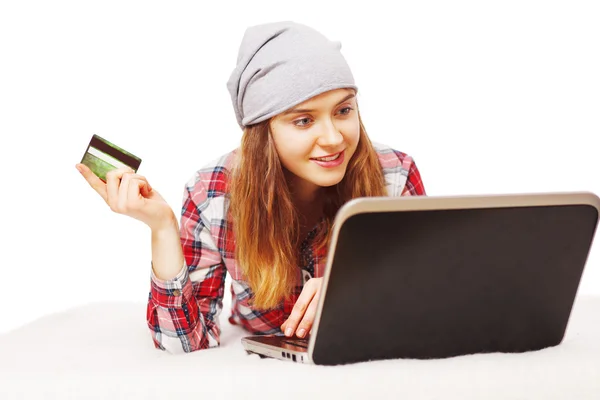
[{"x1": 310, "y1": 151, "x2": 345, "y2": 168}]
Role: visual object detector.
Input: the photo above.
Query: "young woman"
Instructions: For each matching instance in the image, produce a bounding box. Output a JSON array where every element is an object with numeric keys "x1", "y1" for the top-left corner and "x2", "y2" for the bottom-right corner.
[{"x1": 76, "y1": 21, "x2": 426, "y2": 354}]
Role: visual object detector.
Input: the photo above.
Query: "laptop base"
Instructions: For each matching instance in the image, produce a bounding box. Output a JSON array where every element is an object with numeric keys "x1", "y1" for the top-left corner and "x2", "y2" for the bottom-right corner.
[{"x1": 242, "y1": 335, "x2": 311, "y2": 363}]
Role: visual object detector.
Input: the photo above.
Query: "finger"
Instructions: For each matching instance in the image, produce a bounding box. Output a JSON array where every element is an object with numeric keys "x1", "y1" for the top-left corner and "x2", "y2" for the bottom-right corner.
[
  {"x1": 76, "y1": 163, "x2": 108, "y2": 202},
  {"x1": 295, "y1": 295, "x2": 319, "y2": 338},
  {"x1": 105, "y1": 167, "x2": 135, "y2": 212},
  {"x1": 138, "y1": 178, "x2": 152, "y2": 197},
  {"x1": 127, "y1": 177, "x2": 151, "y2": 210},
  {"x1": 282, "y1": 279, "x2": 320, "y2": 333},
  {"x1": 121, "y1": 173, "x2": 153, "y2": 194},
  {"x1": 117, "y1": 171, "x2": 142, "y2": 211},
  {"x1": 283, "y1": 280, "x2": 319, "y2": 337}
]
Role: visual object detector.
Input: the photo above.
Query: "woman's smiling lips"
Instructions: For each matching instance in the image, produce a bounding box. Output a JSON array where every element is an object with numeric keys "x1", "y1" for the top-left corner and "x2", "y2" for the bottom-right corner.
[{"x1": 310, "y1": 150, "x2": 345, "y2": 168}]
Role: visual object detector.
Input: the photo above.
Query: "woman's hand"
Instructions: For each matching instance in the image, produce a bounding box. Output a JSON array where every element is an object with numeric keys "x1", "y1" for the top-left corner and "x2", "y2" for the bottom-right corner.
[
  {"x1": 76, "y1": 163, "x2": 174, "y2": 231},
  {"x1": 281, "y1": 277, "x2": 323, "y2": 338}
]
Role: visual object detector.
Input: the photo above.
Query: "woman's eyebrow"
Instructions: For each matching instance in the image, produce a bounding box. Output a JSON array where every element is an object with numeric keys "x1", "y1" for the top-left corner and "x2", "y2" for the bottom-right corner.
[{"x1": 283, "y1": 94, "x2": 356, "y2": 115}]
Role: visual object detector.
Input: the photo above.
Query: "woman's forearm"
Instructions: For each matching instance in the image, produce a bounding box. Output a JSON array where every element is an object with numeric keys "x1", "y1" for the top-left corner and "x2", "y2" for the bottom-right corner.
[{"x1": 151, "y1": 213, "x2": 185, "y2": 281}]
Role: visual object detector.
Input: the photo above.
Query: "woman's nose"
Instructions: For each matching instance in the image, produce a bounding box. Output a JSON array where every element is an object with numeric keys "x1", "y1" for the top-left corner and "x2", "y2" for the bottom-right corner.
[{"x1": 317, "y1": 119, "x2": 344, "y2": 147}]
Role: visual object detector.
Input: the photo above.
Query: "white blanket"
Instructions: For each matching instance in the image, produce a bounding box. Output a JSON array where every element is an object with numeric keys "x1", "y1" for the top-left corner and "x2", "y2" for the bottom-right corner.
[{"x1": 1, "y1": 296, "x2": 599, "y2": 399}]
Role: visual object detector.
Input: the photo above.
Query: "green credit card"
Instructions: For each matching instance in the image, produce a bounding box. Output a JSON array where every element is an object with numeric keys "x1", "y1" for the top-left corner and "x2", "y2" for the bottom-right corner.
[{"x1": 80, "y1": 134, "x2": 142, "y2": 182}]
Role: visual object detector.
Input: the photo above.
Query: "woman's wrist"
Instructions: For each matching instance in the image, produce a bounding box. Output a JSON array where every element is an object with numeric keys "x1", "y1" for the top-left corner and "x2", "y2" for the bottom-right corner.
[{"x1": 149, "y1": 210, "x2": 178, "y2": 233}]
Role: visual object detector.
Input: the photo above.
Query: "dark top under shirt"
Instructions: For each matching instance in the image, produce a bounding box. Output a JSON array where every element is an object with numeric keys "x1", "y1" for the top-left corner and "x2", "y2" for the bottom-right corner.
[{"x1": 299, "y1": 227, "x2": 318, "y2": 280}]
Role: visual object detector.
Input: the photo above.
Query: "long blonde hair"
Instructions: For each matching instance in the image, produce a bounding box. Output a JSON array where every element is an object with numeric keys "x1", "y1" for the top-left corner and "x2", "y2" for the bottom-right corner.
[{"x1": 228, "y1": 114, "x2": 387, "y2": 309}]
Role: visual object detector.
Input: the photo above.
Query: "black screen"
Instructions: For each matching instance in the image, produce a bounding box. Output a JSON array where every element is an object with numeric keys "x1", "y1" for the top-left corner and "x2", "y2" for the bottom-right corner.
[{"x1": 312, "y1": 204, "x2": 598, "y2": 365}]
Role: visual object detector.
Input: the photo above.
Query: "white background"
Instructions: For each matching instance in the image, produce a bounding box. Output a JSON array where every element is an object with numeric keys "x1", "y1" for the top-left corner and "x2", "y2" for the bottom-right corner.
[{"x1": 0, "y1": 0, "x2": 598, "y2": 335}]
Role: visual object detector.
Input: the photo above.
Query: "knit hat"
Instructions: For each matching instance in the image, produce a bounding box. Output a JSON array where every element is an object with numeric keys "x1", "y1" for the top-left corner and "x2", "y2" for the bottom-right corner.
[{"x1": 226, "y1": 21, "x2": 357, "y2": 129}]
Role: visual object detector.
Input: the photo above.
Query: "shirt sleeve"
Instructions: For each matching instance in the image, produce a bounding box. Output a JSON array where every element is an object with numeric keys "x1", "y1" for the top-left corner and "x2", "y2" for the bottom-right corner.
[
  {"x1": 401, "y1": 157, "x2": 426, "y2": 196},
  {"x1": 389, "y1": 149, "x2": 426, "y2": 196},
  {"x1": 146, "y1": 180, "x2": 227, "y2": 354}
]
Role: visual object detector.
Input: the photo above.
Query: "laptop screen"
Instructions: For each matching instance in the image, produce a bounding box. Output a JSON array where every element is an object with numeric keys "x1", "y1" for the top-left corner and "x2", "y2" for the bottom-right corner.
[{"x1": 312, "y1": 203, "x2": 598, "y2": 365}]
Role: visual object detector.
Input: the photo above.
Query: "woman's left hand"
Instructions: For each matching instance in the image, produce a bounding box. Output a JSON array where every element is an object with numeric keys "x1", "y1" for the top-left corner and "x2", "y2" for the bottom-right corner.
[{"x1": 281, "y1": 277, "x2": 323, "y2": 338}]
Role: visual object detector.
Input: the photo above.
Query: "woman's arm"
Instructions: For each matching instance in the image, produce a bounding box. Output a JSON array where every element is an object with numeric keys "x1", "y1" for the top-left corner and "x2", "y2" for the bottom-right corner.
[
  {"x1": 147, "y1": 181, "x2": 227, "y2": 353},
  {"x1": 75, "y1": 162, "x2": 226, "y2": 353},
  {"x1": 150, "y1": 216, "x2": 184, "y2": 281}
]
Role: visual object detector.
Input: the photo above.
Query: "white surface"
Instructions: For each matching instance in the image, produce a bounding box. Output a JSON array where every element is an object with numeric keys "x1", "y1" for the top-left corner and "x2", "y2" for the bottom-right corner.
[
  {"x1": 1, "y1": 1, "x2": 599, "y2": 335},
  {"x1": 0, "y1": 295, "x2": 599, "y2": 399}
]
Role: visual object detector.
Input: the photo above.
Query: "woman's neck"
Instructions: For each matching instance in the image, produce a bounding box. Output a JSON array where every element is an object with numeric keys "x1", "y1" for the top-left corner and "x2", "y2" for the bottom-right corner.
[
  {"x1": 294, "y1": 191, "x2": 324, "y2": 239},
  {"x1": 285, "y1": 170, "x2": 325, "y2": 235}
]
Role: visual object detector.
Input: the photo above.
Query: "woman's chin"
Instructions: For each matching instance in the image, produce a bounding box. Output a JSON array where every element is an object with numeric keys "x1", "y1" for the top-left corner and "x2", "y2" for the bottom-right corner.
[{"x1": 310, "y1": 171, "x2": 347, "y2": 188}]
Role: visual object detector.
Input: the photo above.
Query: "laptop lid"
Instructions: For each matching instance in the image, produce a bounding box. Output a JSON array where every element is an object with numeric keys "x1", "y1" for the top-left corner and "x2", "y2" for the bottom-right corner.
[{"x1": 308, "y1": 192, "x2": 600, "y2": 365}]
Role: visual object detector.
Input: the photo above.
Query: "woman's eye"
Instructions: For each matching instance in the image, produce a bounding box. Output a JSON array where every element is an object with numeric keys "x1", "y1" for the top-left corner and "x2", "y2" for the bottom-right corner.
[
  {"x1": 294, "y1": 117, "x2": 312, "y2": 127},
  {"x1": 338, "y1": 107, "x2": 353, "y2": 115}
]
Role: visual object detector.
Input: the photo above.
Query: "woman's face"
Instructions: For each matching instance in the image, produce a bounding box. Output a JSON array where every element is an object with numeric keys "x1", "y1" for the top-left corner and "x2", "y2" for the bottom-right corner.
[{"x1": 269, "y1": 88, "x2": 360, "y2": 199}]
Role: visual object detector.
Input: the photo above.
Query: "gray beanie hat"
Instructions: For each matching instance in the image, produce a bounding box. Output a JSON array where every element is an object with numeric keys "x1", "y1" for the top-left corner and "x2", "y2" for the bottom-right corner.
[{"x1": 226, "y1": 21, "x2": 358, "y2": 129}]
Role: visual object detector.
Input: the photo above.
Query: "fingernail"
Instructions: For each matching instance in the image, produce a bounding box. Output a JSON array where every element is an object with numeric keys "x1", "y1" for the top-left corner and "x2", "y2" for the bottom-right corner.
[
  {"x1": 285, "y1": 328, "x2": 293, "y2": 337},
  {"x1": 297, "y1": 329, "x2": 306, "y2": 338}
]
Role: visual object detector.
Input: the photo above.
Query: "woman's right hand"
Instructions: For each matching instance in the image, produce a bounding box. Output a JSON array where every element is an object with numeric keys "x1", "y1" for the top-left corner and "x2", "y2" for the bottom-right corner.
[{"x1": 75, "y1": 163, "x2": 175, "y2": 231}]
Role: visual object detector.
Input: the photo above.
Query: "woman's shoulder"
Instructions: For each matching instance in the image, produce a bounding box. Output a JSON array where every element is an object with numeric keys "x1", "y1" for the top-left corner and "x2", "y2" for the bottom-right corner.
[
  {"x1": 371, "y1": 141, "x2": 414, "y2": 170},
  {"x1": 371, "y1": 142, "x2": 420, "y2": 197},
  {"x1": 182, "y1": 149, "x2": 238, "y2": 203}
]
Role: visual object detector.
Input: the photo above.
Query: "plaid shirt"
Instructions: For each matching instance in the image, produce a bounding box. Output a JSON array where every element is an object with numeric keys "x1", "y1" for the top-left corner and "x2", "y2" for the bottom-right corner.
[{"x1": 147, "y1": 142, "x2": 426, "y2": 353}]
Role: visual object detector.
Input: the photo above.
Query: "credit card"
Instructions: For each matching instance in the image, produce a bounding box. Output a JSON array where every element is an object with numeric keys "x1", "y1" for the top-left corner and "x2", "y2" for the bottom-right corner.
[{"x1": 80, "y1": 134, "x2": 142, "y2": 182}]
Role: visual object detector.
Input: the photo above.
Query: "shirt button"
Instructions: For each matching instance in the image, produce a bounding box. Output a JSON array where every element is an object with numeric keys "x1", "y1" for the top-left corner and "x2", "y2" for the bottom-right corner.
[{"x1": 172, "y1": 289, "x2": 181, "y2": 296}]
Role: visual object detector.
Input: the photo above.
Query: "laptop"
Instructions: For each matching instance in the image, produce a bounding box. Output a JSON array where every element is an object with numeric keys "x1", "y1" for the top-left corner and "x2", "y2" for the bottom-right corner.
[{"x1": 241, "y1": 192, "x2": 600, "y2": 365}]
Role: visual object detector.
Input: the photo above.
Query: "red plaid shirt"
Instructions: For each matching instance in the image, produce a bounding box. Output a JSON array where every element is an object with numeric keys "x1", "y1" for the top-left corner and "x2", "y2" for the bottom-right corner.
[{"x1": 147, "y1": 142, "x2": 426, "y2": 353}]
